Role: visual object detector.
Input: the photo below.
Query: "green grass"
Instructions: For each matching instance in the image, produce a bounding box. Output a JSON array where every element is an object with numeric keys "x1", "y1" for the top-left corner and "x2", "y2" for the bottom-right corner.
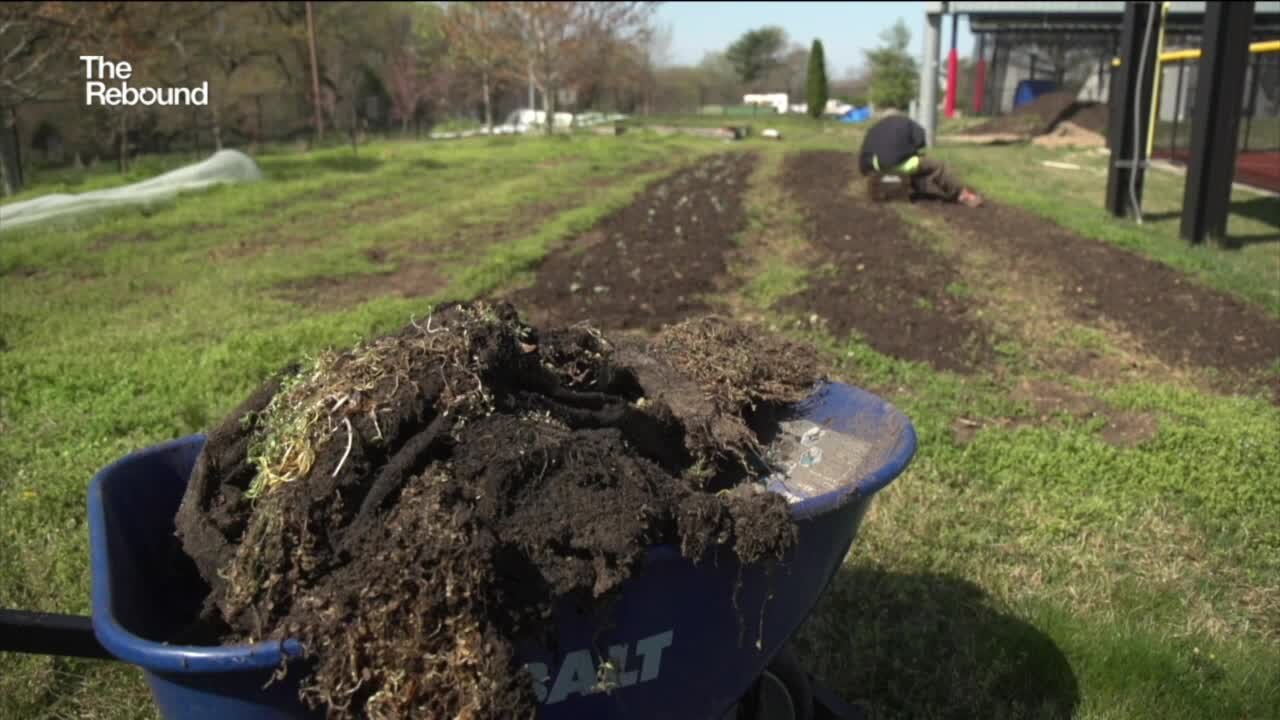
[
  {"x1": 743, "y1": 263, "x2": 808, "y2": 308},
  {"x1": 431, "y1": 118, "x2": 485, "y2": 134},
  {"x1": 2, "y1": 124, "x2": 1278, "y2": 720},
  {"x1": 778, "y1": 324, "x2": 1280, "y2": 720},
  {"x1": 936, "y1": 143, "x2": 1280, "y2": 317}
]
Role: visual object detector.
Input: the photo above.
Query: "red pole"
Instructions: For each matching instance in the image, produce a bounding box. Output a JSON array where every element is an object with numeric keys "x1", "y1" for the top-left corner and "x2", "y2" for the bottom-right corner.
[
  {"x1": 945, "y1": 49, "x2": 958, "y2": 118},
  {"x1": 944, "y1": 14, "x2": 959, "y2": 118},
  {"x1": 973, "y1": 59, "x2": 986, "y2": 114},
  {"x1": 973, "y1": 33, "x2": 987, "y2": 114}
]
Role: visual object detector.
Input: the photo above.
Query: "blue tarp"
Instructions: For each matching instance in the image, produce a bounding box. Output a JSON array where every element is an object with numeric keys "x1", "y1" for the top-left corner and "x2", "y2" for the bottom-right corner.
[
  {"x1": 1013, "y1": 80, "x2": 1058, "y2": 108},
  {"x1": 838, "y1": 106, "x2": 872, "y2": 123}
]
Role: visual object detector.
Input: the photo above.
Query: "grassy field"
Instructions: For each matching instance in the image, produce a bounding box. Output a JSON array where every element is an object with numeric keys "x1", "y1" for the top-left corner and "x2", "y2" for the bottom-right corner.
[{"x1": 2, "y1": 120, "x2": 1278, "y2": 719}]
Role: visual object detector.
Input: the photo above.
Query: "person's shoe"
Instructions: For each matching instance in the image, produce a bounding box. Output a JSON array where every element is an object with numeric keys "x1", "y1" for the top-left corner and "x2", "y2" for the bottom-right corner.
[{"x1": 958, "y1": 189, "x2": 984, "y2": 208}]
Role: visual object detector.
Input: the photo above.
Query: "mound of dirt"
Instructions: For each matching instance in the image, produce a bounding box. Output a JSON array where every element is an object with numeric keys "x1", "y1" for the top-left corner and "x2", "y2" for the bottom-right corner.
[
  {"x1": 1067, "y1": 103, "x2": 1109, "y2": 135},
  {"x1": 1032, "y1": 121, "x2": 1106, "y2": 149},
  {"x1": 173, "y1": 301, "x2": 821, "y2": 719},
  {"x1": 966, "y1": 91, "x2": 1109, "y2": 138},
  {"x1": 966, "y1": 91, "x2": 1077, "y2": 135}
]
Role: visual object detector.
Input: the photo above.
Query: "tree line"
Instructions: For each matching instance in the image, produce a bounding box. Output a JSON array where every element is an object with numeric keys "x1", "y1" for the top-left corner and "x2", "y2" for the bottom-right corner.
[
  {"x1": 1, "y1": 2, "x2": 923, "y2": 195},
  {"x1": 0, "y1": 1, "x2": 663, "y2": 193}
]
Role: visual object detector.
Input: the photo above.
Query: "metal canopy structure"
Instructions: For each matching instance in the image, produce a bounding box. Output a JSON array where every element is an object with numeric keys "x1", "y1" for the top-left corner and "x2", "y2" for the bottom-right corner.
[
  {"x1": 920, "y1": 1, "x2": 1278, "y2": 245},
  {"x1": 919, "y1": 1, "x2": 1280, "y2": 140}
]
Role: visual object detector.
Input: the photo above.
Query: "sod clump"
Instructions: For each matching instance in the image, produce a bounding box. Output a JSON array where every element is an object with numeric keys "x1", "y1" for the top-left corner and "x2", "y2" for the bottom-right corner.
[{"x1": 174, "y1": 301, "x2": 821, "y2": 719}]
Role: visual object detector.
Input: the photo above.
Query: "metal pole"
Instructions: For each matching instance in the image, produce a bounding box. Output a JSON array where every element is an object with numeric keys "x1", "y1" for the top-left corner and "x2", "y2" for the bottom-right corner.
[
  {"x1": 1098, "y1": 49, "x2": 1107, "y2": 98},
  {"x1": 305, "y1": 1, "x2": 323, "y2": 142},
  {"x1": 986, "y1": 34, "x2": 1000, "y2": 115},
  {"x1": 1170, "y1": 60, "x2": 1185, "y2": 159},
  {"x1": 1145, "y1": 2, "x2": 1171, "y2": 159},
  {"x1": 1105, "y1": 1, "x2": 1160, "y2": 219},
  {"x1": 1180, "y1": 1, "x2": 1255, "y2": 244},
  {"x1": 1242, "y1": 53, "x2": 1261, "y2": 153},
  {"x1": 974, "y1": 34, "x2": 987, "y2": 115},
  {"x1": 919, "y1": 9, "x2": 941, "y2": 145},
  {"x1": 0, "y1": 610, "x2": 113, "y2": 660},
  {"x1": 945, "y1": 14, "x2": 959, "y2": 118}
]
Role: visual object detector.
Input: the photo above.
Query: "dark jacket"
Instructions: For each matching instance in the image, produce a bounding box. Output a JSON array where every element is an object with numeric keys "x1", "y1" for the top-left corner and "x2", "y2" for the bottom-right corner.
[{"x1": 858, "y1": 116, "x2": 927, "y2": 175}]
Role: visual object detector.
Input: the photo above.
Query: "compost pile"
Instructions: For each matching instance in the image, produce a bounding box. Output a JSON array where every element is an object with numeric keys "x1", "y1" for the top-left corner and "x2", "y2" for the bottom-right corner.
[
  {"x1": 967, "y1": 91, "x2": 1109, "y2": 137},
  {"x1": 174, "y1": 301, "x2": 820, "y2": 719}
]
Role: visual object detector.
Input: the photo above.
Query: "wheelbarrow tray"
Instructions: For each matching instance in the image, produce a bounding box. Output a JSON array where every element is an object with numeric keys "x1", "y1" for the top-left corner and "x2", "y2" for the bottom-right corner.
[{"x1": 88, "y1": 382, "x2": 916, "y2": 719}]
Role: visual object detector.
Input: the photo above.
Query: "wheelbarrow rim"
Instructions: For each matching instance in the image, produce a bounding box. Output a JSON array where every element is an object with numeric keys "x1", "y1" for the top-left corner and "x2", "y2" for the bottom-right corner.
[
  {"x1": 785, "y1": 382, "x2": 917, "y2": 520},
  {"x1": 88, "y1": 436, "x2": 306, "y2": 673}
]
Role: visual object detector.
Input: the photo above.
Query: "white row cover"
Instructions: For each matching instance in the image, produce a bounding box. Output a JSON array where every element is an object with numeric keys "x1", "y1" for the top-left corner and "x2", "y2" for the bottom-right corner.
[{"x1": 0, "y1": 149, "x2": 262, "y2": 232}]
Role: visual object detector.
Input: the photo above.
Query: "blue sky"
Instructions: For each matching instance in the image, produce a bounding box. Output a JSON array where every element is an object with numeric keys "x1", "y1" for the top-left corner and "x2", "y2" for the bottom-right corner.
[{"x1": 655, "y1": 2, "x2": 974, "y2": 78}]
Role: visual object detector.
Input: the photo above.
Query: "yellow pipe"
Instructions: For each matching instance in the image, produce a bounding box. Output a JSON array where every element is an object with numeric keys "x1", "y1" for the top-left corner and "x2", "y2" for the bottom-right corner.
[
  {"x1": 1147, "y1": 2, "x2": 1171, "y2": 158},
  {"x1": 1112, "y1": 40, "x2": 1280, "y2": 66}
]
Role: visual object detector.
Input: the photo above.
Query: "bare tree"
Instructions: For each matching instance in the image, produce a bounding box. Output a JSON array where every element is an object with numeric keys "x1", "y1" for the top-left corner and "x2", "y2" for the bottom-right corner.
[
  {"x1": 385, "y1": 47, "x2": 425, "y2": 135},
  {"x1": 442, "y1": 2, "x2": 510, "y2": 130},
  {"x1": 570, "y1": 2, "x2": 659, "y2": 112},
  {"x1": 830, "y1": 65, "x2": 871, "y2": 105},
  {"x1": 149, "y1": 2, "x2": 270, "y2": 153},
  {"x1": 499, "y1": 2, "x2": 575, "y2": 134},
  {"x1": 381, "y1": 4, "x2": 443, "y2": 135},
  {"x1": 775, "y1": 43, "x2": 809, "y2": 100},
  {"x1": 646, "y1": 21, "x2": 673, "y2": 69},
  {"x1": 500, "y1": 2, "x2": 658, "y2": 133},
  {"x1": 633, "y1": 19, "x2": 671, "y2": 114},
  {"x1": 0, "y1": 1, "x2": 91, "y2": 194},
  {"x1": 697, "y1": 51, "x2": 744, "y2": 107}
]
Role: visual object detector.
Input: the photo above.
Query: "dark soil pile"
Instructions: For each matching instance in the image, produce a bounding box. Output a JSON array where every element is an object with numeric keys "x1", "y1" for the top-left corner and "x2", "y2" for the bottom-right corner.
[
  {"x1": 510, "y1": 152, "x2": 757, "y2": 332},
  {"x1": 967, "y1": 91, "x2": 1108, "y2": 137},
  {"x1": 174, "y1": 301, "x2": 820, "y2": 719},
  {"x1": 1066, "y1": 103, "x2": 1109, "y2": 135}
]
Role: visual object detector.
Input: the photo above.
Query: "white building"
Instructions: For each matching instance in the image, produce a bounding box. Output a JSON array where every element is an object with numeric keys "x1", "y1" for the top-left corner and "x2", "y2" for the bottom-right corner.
[
  {"x1": 788, "y1": 99, "x2": 857, "y2": 116},
  {"x1": 743, "y1": 93, "x2": 790, "y2": 114}
]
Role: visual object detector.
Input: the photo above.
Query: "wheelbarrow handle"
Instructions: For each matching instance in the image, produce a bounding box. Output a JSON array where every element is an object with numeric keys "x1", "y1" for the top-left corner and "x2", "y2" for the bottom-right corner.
[{"x1": 0, "y1": 608, "x2": 116, "y2": 660}]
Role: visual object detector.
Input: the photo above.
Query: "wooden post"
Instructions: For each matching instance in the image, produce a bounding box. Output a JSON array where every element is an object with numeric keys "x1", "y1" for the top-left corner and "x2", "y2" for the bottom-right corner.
[{"x1": 306, "y1": 1, "x2": 324, "y2": 143}]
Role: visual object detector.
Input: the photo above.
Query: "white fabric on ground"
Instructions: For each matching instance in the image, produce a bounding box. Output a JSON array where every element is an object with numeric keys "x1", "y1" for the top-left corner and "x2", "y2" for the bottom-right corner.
[{"x1": 0, "y1": 149, "x2": 262, "y2": 232}]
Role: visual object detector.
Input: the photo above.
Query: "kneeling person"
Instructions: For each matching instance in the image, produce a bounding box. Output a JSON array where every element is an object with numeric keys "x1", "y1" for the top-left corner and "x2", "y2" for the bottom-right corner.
[{"x1": 858, "y1": 115, "x2": 983, "y2": 208}]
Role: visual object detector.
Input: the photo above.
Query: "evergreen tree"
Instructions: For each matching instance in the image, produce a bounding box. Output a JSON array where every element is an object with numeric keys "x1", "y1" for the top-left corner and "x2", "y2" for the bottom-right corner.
[{"x1": 806, "y1": 38, "x2": 829, "y2": 119}]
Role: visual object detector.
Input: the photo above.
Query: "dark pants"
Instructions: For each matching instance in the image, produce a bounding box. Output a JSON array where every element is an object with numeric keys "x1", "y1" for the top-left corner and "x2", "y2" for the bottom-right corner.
[{"x1": 909, "y1": 157, "x2": 963, "y2": 201}]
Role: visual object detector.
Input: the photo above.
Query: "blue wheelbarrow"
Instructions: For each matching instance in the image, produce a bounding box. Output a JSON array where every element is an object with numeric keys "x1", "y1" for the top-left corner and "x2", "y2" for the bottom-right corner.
[{"x1": 1, "y1": 382, "x2": 915, "y2": 720}]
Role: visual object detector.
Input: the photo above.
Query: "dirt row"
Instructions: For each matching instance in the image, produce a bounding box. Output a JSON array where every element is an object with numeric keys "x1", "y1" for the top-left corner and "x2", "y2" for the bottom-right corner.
[
  {"x1": 508, "y1": 152, "x2": 758, "y2": 332},
  {"x1": 780, "y1": 151, "x2": 996, "y2": 374},
  {"x1": 922, "y1": 200, "x2": 1280, "y2": 399}
]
